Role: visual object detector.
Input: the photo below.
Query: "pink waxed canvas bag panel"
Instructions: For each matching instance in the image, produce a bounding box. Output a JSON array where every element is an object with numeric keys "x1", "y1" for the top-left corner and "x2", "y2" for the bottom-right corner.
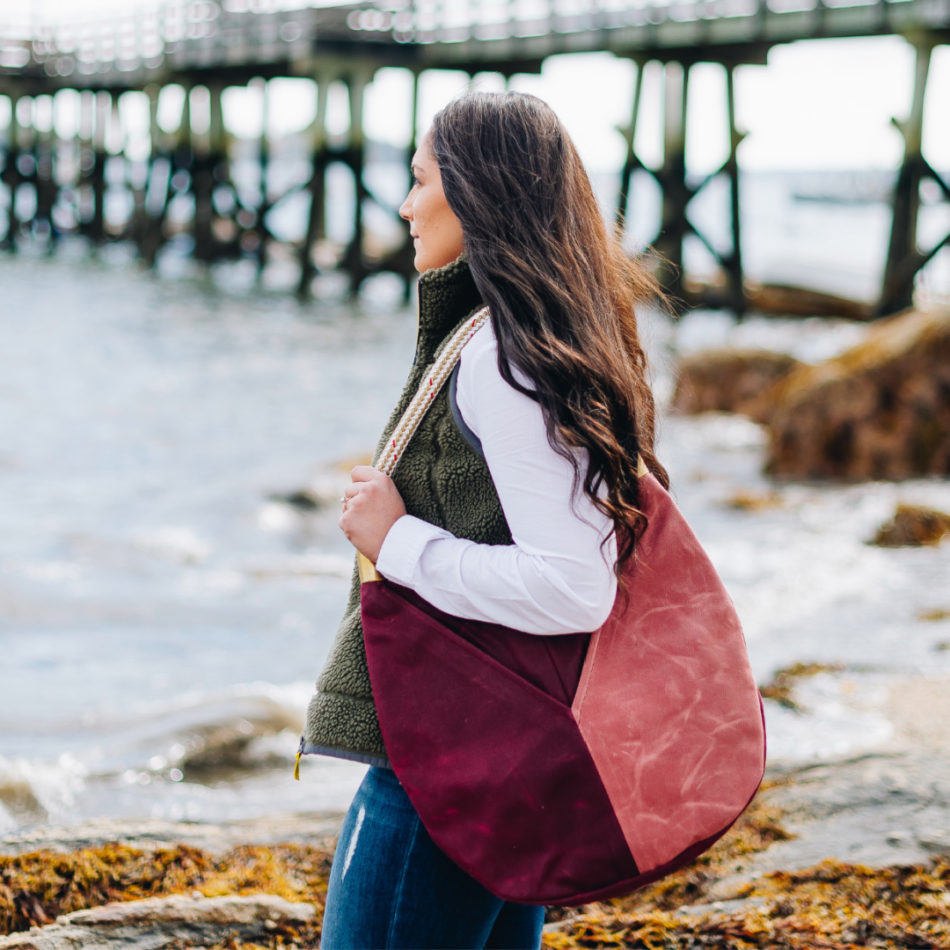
[{"x1": 572, "y1": 472, "x2": 767, "y2": 874}]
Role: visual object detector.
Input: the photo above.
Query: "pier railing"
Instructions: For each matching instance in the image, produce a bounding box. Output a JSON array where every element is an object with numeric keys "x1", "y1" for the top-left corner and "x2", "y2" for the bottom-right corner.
[{"x1": 3, "y1": 0, "x2": 949, "y2": 87}]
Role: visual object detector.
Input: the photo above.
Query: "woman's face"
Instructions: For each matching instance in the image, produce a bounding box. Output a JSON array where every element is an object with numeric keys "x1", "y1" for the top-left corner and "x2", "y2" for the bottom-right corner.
[{"x1": 399, "y1": 135, "x2": 464, "y2": 273}]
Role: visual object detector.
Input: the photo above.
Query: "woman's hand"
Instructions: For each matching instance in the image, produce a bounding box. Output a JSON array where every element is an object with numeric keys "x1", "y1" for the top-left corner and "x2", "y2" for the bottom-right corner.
[{"x1": 339, "y1": 465, "x2": 407, "y2": 563}]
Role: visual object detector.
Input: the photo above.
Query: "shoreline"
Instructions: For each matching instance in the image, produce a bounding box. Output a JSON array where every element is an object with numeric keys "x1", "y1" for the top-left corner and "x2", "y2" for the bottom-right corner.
[
  {"x1": 2, "y1": 672, "x2": 949, "y2": 948},
  {"x1": 5, "y1": 671, "x2": 949, "y2": 859}
]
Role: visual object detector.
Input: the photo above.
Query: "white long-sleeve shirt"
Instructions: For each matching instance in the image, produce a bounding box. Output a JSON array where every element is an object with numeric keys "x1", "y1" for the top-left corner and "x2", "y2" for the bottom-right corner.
[{"x1": 374, "y1": 321, "x2": 618, "y2": 635}]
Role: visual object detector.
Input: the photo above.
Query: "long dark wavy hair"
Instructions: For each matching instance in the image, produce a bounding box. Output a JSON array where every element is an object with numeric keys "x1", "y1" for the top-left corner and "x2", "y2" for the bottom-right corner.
[{"x1": 430, "y1": 90, "x2": 669, "y2": 574}]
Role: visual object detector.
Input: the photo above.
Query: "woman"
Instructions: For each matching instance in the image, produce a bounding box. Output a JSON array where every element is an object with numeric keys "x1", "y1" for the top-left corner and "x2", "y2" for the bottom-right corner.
[{"x1": 300, "y1": 90, "x2": 667, "y2": 949}]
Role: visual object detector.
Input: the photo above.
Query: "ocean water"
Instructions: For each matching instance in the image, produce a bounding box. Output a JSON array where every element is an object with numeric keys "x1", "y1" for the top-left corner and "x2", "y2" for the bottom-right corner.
[{"x1": 1, "y1": 175, "x2": 949, "y2": 835}]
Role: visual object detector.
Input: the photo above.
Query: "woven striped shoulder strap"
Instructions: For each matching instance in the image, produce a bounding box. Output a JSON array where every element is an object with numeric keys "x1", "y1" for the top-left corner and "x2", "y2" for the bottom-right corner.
[
  {"x1": 357, "y1": 305, "x2": 489, "y2": 584},
  {"x1": 374, "y1": 305, "x2": 490, "y2": 477}
]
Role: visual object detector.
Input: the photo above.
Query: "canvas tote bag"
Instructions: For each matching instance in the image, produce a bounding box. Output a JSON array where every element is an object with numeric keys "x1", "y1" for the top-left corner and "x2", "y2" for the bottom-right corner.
[{"x1": 360, "y1": 307, "x2": 766, "y2": 906}]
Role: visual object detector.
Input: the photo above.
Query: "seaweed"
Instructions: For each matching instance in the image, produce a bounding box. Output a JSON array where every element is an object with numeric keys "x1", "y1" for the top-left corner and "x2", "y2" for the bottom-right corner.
[
  {"x1": 2, "y1": 799, "x2": 947, "y2": 950},
  {"x1": 759, "y1": 662, "x2": 845, "y2": 711},
  {"x1": 871, "y1": 504, "x2": 950, "y2": 548},
  {"x1": 722, "y1": 491, "x2": 784, "y2": 512},
  {"x1": 543, "y1": 860, "x2": 950, "y2": 949},
  {"x1": 0, "y1": 841, "x2": 331, "y2": 944}
]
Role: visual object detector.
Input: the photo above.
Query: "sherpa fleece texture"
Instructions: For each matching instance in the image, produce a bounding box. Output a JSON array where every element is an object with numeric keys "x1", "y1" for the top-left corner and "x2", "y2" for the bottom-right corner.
[{"x1": 301, "y1": 257, "x2": 513, "y2": 765}]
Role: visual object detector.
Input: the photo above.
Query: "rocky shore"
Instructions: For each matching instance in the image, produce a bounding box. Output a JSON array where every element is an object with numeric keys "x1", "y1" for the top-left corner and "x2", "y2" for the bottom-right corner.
[
  {"x1": 2, "y1": 674, "x2": 949, "y2": 949},
  {"x1": 671, "y1": 305, "x2": 950, "y2": 482}
]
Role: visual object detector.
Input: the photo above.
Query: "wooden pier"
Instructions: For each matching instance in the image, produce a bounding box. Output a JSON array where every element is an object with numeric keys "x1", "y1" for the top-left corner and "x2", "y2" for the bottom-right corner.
[{"x1": 1, "y1": 0, "x2": 948, "y2": 313}]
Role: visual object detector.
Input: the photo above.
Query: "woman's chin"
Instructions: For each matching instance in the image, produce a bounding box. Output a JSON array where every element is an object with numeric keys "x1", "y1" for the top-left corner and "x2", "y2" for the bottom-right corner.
[{"x1": 415, "y1": 251, "x2": 465, "y2": 275}]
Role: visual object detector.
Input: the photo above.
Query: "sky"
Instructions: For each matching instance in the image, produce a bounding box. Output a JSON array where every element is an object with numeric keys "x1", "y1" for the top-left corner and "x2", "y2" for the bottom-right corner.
[
  {"x1": 369, "y1": 37, "x2": 949, "y2": 172},
  {"x1": 3, "y1": 1, "x2": 948, "y2": 173}
]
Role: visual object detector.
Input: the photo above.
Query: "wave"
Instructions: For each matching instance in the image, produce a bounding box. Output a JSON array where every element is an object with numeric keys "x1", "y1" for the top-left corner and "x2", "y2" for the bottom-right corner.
[
  {"x1": 93, "y1": 681, "x2": 311, "y2": 772},
  {"x1": 0, "y1": 681, "x2": 314, "y2": 830},
  {"x1": 0, "y1": 754, "x2": 88, "y2": 833}
]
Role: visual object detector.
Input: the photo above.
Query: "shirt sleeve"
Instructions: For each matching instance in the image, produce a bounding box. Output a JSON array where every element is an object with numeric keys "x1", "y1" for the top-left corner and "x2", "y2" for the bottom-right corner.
[{"x1": 374, "y1": 323, "x2": 618, "y2": 635}]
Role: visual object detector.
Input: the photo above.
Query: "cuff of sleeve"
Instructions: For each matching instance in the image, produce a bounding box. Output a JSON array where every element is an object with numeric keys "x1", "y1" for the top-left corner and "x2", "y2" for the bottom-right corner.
[{"x1": 375, "y1": 515, "x2": 451, "y2": 587}]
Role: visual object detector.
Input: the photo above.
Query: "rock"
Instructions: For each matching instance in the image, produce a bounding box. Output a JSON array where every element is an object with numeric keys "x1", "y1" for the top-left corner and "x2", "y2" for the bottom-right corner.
[
  {"x1": 681, "y1": 279, "x2": 874, "y2": 320},
  {"x1": 0, "y1": 814, "x2": 343, "y2": 857},
  {"x1": 267, "y1": 454, "x2": 373, "y2": 514},
  {"x1": 670, "y1": 348, "x2": 802, "y2": 423},
  {"x1": 0, "y1": 894, "x2": 315, "y2": 949},
  {"x1": 710, "y1": 748, "x2": 950, "y2": 894},
  {"x1": 269, "y1": 488, "x2": 322, "y2": 510},
  {"x1": 706, "y1": 672, "x2": 950, "y2": 897},
  {"x1": 745, "y1": 282, "x2": 874, "y2": 321},
  {"x1": 871, "y1": 503, "x2": 950, "y2": 547},
  {"x1": 765, "y1": 308, "x2": 950, "y2": 480}
]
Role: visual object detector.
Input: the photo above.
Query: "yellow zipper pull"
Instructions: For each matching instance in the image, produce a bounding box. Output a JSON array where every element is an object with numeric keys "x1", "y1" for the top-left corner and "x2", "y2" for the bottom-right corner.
[{"x1": 293, "y1": 751, "x2": 301, "y2": 781}]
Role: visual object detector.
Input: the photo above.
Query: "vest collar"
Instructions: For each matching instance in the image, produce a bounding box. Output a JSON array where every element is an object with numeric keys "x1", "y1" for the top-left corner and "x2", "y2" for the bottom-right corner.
[{"x1": 415, "y1": 256, "x2": 483, "y2": 366}]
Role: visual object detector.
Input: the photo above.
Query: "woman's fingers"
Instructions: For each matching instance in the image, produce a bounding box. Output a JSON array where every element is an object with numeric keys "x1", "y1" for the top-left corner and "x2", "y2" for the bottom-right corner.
[
  {"x1": 339, "y1": 467, "x2": 407, "y2": 563},
  {"x1": 342, "y1": 465, "x2": 385, "y2": 503},
  {"x1": 349, "y1": 464, "x2": 378, "y2": 484}
]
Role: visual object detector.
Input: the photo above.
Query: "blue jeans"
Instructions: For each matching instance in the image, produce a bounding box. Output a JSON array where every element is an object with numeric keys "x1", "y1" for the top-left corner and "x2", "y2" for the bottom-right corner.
[{"x1": 321, "y1": 766, "x2": 545, "y2": 949}]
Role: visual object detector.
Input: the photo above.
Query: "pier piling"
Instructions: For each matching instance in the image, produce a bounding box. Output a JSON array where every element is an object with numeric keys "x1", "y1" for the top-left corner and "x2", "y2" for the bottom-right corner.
[
  {"x1": 1, "y1": 93, "x2": 21, "y2": 250},
  {"x1": 879, "y1": 34, "x2": 950, "y2": 316},
  {"x1": 298, "y1": 74, "x2": 331, "y2": 298},
  {"x1": 616, "y1": 56, "x2": 752, "y2": 315}
]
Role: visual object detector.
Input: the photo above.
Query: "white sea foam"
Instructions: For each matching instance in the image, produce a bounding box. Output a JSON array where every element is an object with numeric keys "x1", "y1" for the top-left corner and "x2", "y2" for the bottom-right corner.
[
  {"x1": 0, "y1": 755, "x2": 89, "y2": 827},
  {"x1": 132, "y1": 526, "x2": 212, "y2": 564},
  {"x1": 674, "y1": 310, "x2": 871, "y2": 364}
]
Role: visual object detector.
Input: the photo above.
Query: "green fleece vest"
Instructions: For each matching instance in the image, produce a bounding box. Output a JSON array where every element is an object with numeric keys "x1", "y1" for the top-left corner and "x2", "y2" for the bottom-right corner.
[{"x1": 300, "y1": 258, "x2": 512, "y2": 766}]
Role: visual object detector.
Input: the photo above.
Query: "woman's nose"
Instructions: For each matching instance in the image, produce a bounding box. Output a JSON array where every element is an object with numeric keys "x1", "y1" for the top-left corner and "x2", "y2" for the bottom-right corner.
[{"x1": 398, "y1": 196, "x2": 411, "y2": 221}]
